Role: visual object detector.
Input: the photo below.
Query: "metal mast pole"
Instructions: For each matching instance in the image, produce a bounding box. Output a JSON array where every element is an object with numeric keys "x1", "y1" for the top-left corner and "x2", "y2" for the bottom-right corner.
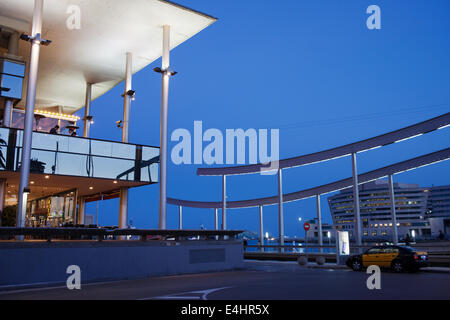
[
  {"x1": 119, "y1": 52, "x2": 132, "y2": 230},
  {"x1": 222, "y1": 175, "x2": 227, "y2": 230},
  {"x1": 178, "y1": 206, "x2": 183, "y2": 230},
  {"x1": 17, "y1": 0, "x2": 45, "y2": 228},
  {"x1": 278, "y1": 168, "x2": 285, "y2": 252},
  {"x1": 259, "y1": 206, "x2": 264, "y2": 252},
  {"x1": 158, "y1": 25, "x2": 171, "y2": 230},
  {"x1": 83, "y1": 83, "x2": 92, "y2": 138},
  {"x1": 351, "y1": 153, "x2": 362, "y2": 247},
  {"x1": 388, "y1": 175, "x2": 399, "y2": 245},
  {"x1": 316, "y1": 195, "x2": 323, "y2": 252}
]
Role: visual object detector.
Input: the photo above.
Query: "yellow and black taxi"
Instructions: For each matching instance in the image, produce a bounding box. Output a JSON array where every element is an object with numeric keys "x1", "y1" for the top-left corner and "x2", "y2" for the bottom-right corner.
[{"x1": 346, "y1": 245, "x2": 428, "y2": 272}]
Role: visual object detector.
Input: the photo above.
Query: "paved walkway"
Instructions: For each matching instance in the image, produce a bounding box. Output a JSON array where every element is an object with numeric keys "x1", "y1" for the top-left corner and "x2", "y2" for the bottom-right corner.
[{"x1": 1, "y1": 260, "x2": 449, "y2": 300}]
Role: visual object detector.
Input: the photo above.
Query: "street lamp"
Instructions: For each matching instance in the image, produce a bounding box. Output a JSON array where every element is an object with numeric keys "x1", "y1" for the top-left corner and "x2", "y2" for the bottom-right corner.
[{"x1": 298, "y1": 217, "x2": 303, "y2": 241}]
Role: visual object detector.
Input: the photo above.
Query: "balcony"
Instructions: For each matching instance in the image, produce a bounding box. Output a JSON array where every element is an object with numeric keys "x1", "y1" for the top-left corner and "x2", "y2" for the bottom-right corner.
[{"x1": 0, "y1": 127, "x2": 159, "y2": 183}]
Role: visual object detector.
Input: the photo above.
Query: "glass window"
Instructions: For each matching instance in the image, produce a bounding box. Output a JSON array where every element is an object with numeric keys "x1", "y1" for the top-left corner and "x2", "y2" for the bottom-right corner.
[
  {"x1": 366, "y1": 248, "x2": 381, "y2": 254},
  {"x1": 111, "y1": 142, "x2": 135, "y2": 159},
  {"x1": 382, "y1": 248, "x2": 399, "y2": 254},
  {"x1": 0, "y1": 75, "x2": 23, "y2": 99},
  {"x1": 26, "y1": 189, "x2": 76, "y2": 227},
  {"x1": 0, "y1": 127, "x2": 159, "y2": 183},
  {"x1": 0, "y1": 59, "x2": 25, "y2": 100},
  {"x1": 2, "y1": 60, "x2": 25, "y2": 76}
]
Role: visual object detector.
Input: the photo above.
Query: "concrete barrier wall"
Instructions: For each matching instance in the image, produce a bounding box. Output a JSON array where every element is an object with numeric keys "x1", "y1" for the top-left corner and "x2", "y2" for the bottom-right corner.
[{"x1": 0, "y1": 240, "x2": 244, "y2": 288}]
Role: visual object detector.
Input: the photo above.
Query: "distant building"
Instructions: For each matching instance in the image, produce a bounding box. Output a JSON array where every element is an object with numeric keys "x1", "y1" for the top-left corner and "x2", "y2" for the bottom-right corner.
[
  {"x1": 305, "y1": 220, "x2": 335, "y2": 242},
  {"x1": 327, "y1": 180, "x2": 450, "y2": 241}
]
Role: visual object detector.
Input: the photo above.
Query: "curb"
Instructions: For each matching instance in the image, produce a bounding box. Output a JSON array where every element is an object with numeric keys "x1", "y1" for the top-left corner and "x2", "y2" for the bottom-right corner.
[
  {"x1": 300, "y1": 264, "x2": 348, "y2": 270},
  {"x1": 300, "y1": 264, "x2": 450, "y2": 273},
  {"x1": 421, "y1": 267, "x2": 450, "y2": 274}
]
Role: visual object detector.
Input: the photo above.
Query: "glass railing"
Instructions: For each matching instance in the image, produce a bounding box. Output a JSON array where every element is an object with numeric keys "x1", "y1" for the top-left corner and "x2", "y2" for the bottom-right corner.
[{"x1": 0, "y1": 127, "x2": 159, "y2": 183}]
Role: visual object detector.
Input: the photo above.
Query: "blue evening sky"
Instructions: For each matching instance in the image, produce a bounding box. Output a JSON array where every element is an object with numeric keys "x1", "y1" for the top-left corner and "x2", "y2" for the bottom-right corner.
[{"x1": 77, "y1": 0, "x2": 450, "y2": 238}]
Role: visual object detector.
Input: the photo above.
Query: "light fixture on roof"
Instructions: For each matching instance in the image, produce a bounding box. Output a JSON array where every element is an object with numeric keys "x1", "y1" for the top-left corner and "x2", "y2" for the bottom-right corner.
[
  {"x1": 153, "y1": 67, "x2": 177, "y2": 77},
  {"x1": 34, "y1": 109, "x2": 80, "y2": 122},
  {"x1": 20, "y1": 33, "x2": 52, "y2": 46}
]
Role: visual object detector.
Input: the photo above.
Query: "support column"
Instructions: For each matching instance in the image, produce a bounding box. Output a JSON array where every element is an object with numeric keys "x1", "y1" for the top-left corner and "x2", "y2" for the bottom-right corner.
[
  {"x1": 119, "y1": 52, "x2": 132, "y2": 230},
  {"x1": 316, "y1": 195, "x2": 323, "y2": 252},
  {"x1": 178, "y1": 206, "x2": 182, "y2": 230},
  {"x1": 0, "y1": 179, "x2": 6, "y2": 226},
  {"x1": 259, "y1": 205, "x2": 264, "y2": 252},
  {"x1": 222, "y1": 175, "x2": 227, "y2": 230},
  {"x1": 8, "y1": 31, "x2": 19, "y2": 56},
  {"x1": 158, "y1": 25, "x2": 171, "y2": 230},
  {"x1": 214, "y1": 208, "x2": 219, "y2": 230},
  {"x1": 83, "y1": 83, "x2": 92, "y2": 138},
  {"x1": 3, "y1": 100, "x2": 13, "y2": 128},
  {"x1": 17, "y1": 0, "x2": 45, "y2": 228},
  {"x1": 78, "y1": 196, "x2": 85, "y2": 225},
  {"x1": 277, "y1": 168, "x2": 285, "y2": 252},
  {"x1": 351, "y1": 153, "x2": 362, "y2": 247},
  {"x1": 119, "y1": 188, "x2": 128, "y2": 229},
  {"x1": 122, "y1": 53, "x2": 132, "y2": 143},
  {"x1": 388, "y1": 175, "x2": 399, "y2": 245}
]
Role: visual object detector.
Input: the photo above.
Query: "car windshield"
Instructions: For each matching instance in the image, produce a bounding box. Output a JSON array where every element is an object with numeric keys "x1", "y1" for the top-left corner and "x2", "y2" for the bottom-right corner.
[{"x1": 401, "y1": 246, "x2": 417, "y2": 252}]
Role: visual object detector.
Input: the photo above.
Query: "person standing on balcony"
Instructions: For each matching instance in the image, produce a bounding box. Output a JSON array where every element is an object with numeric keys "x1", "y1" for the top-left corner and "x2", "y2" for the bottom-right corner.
[{"x1": 49, "y1": 125, "x2": 59, "y2": 134}]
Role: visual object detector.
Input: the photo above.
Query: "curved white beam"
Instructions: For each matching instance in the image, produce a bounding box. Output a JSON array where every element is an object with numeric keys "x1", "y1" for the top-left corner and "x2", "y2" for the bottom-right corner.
[
  {"x1": 168, "y1": 148, "x2": 450, "y2": 209},
  {"x1": 197, "y1": 113, "x2": 450, "y2": 176}
]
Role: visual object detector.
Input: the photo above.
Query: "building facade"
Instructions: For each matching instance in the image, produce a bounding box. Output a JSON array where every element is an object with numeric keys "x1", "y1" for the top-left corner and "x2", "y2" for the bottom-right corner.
[
  {"x1": 0, "y1": 0, "x2": 216, "y2": 228},
  {"x1": 304, "y1": 220, "x2": 335, "y2": 243},
  {"x1": 328, "y1": 180, "x2": 450, "y2": 241}
]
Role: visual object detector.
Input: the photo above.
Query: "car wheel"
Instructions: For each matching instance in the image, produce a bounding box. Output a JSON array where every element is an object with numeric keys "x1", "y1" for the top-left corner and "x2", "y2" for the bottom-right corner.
[
  {"x1": 391, "y1": 260, "x2": 404, "y2": 273},
  {"x1": 351, "y1": 259, "x2": 363, "y2": 271}
]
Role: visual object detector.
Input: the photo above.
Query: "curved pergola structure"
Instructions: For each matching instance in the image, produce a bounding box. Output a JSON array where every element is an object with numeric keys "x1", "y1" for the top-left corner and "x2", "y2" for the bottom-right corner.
[
  {"x1": 168, "y1": 113, "x2": 450, "y2": 248},
  {"x1": 168, "y1": 148, "x2": 450, "y2": 209},
  {"x1": 197, "y1": 112, "x2": 450, "y2": 176}
]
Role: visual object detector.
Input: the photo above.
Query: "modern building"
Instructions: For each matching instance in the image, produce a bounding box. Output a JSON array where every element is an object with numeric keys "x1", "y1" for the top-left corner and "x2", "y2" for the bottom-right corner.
[
  {"x1": 304, "y1": 220, "x2": 335, "y2": 243},
  {"x1": 328, "y1": 180, "x2": 450, "y2": 241},
  {"x1": 0, "y1": 0, "x2": 216, "y2": 228}
]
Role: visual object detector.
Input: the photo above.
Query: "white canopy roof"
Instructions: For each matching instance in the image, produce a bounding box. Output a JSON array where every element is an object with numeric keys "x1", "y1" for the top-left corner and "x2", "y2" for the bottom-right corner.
[{"x1": 0, "y1": 0, "x2": 216, "y2": 113}]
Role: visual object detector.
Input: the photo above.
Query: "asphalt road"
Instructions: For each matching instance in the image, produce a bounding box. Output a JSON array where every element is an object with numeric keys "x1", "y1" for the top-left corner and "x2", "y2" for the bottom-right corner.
[{"x1": 1, "y1": 261, "x2": 449, "y2": 300}]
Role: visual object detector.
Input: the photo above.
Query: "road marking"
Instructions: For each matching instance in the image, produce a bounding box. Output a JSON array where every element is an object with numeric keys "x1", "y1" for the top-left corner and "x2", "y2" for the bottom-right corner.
[
  {"x1": 141, "y1": 286, "x2": 232, "y2": 300},
  {"x1": 0, "y1": 278, "x2": 137, "y2": 296}
]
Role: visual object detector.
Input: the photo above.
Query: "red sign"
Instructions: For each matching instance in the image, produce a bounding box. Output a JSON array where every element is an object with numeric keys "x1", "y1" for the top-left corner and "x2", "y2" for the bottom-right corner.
[{"x1": 303, "y1": 222, "x2": 311, "y2": 231}]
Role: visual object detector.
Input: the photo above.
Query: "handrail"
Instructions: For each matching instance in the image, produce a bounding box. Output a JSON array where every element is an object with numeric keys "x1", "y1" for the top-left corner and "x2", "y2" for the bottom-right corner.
[
  {"x1": 0, "y1": 125, "x2": 160, "y2": 149},
  {"x1": 0, "y1": 227, "x2": 244, "y2": 242}
]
